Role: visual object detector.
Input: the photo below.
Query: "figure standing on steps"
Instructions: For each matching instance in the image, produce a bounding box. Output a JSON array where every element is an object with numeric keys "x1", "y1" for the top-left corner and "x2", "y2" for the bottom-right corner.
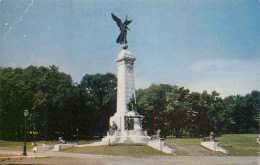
[{"x1": 111, "y1": 13, "x2": 132, "y2": 48}]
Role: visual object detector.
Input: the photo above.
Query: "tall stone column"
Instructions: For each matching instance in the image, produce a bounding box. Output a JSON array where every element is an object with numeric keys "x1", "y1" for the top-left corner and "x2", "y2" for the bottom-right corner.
[
  {"x1": 113, "y1": 49, "x2": 136, "y2": 134},
  {"x1": 115, "y1": 49, "x2": 136, "y2": 115},
  {"x1": 102, "y1": 48, "x2": 150, "y2": 145}
]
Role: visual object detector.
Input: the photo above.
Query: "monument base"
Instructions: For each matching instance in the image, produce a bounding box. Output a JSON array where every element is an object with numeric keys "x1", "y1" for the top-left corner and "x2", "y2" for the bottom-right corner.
[
  {"x1": 101, "y1": 111, "x2": 150, "y2": 145},
  {"x1": 102, "y1": 130, "x2": 150, "y2": 145}
]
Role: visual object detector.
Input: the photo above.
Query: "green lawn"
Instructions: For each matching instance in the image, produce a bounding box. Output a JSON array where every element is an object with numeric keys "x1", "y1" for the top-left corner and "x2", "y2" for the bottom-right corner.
[
  {"x1": 216, "y1": 134, "x2": 259, "y2": 156},
  {"x1": 0, "y1": 139, "x2": 99, "y2": 151},
  {"x1": 0, "y1": 153, "x2": 20, "y2": 157},
  {"x1": 166, "y1": 134, "x2": 260, "y2": 156},
  {"x1": 0, "y1": 139, "x2": 168, "y2": 156},
  {"x1": 0, "y1": 140, "x2": 34, "y2": 151},
  {"x1": 1, "y1": 134, "x2": 259, "y2": 156},
  {"x1": 62, "y1": 145, "x2": 169, "y2": 156}
]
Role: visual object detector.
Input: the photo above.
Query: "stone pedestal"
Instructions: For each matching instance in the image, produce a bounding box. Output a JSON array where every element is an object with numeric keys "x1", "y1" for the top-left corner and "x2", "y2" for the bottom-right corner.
[
  {"x1": 102, "y1": 49, "x2": 150, "y2": 145},
  {"x1": 201, "y1": 141, "x2": 229, "y2": 154},
  {"x1": 147, "y1": 139, "x2": 175, "y2": 154}
]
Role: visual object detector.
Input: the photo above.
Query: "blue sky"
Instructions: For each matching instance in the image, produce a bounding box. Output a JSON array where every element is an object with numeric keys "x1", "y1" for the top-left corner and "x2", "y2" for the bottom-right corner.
[{"x1": 0, "y1": 0, "x2": 259, "y2": 97}]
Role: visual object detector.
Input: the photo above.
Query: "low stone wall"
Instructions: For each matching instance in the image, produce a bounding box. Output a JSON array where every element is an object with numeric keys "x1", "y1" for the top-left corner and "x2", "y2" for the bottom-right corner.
[
  {"x1": 33, "y1": 144, "x2": 54, "y2": 152},
  {"x1": 147, "y1": 139, "x2": 175, "y2": 154},
  {"x1": 201, "y1": 141, "x2": 229, "y2": 154},
  {"x1": 53, "y1": 144, "x2": 76, "y2": 151},
  {"x1": 33, "y1": 143, "x2": 76, "y2": 152}
]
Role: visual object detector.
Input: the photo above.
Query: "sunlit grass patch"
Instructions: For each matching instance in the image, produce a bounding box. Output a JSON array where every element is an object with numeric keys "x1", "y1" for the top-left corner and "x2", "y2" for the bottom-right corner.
[
  {"x1": 217, "y1": 134, "x2": 259, "y2": 156},
  {"x1": 62, "y1": 145, "x2": 170, "y2": 156},
  {"x1": 0, "y1": 153, "x2": 20, "y2": 157},
  {"x1": 166, "y1": 137, "x2": 202, "y2": 145},
  {"x1": 166, "y1": 134, "x2": 259, "y2": 156},
  {"x1": 0, "y1": 140, "x2": 33, "y2": 151}
]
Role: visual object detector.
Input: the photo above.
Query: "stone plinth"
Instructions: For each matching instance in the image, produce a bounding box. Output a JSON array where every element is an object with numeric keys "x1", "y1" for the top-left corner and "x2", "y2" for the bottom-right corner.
[
  {"x1": 201, "y1": 141, "x2": 229, "y2": 154},
  {"x1": 102, "y1": 130, "x2": 150, "y2": 145},
  {"x1": 147, "y1": 139, "x2": 175, "y2": 154},
  {"x1": 102, "y1": 111, "x2": 150, "y2": 145}
]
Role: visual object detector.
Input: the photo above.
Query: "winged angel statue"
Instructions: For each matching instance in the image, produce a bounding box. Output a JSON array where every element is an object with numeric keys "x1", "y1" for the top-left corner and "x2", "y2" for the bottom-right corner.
[{"x1": 111, "y1": 13, "x2": 132, "y2": 46}]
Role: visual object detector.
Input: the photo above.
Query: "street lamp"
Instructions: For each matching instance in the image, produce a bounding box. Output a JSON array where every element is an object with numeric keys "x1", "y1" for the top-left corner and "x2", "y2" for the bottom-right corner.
[
  {"x1": 76, "y1": 128, "x2": 79, "y2": 145},
  {"x1": 22, "y1": 110, "x2": 29, "y2": 156},
  {"x1": 150, "y1": 106, "x2": 156, "y2": 135},
  {"x1": 153, "y1": 107, "x2": 156, "y2": 135},
  {"x1": 32, "y1": 124, "x2": 36, "y2": 146}
]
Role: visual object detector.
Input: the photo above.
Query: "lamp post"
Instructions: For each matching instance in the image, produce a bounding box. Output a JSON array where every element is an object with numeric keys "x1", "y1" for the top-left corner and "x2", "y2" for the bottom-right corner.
[
  {"x1": 153, "y1": 108, "x2": 156, "y2": 135},
  {"x1": 76, "y1": 128, "x2": 79, "y2": 145},
  {"x1": 150, "y1": 106, "x2": 156, "y2": 135},
  {"x1": 22, "y1": 110, "x2": 29, "y2": 156},
  {"x1": 32, "y1": 124, "x2": 36, "y2": 146}
]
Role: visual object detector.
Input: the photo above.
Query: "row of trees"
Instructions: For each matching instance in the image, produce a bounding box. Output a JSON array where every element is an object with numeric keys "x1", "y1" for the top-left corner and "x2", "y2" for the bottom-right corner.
[
  {"x1": 136, "y1": 84, "x2": 259, "y2": 137},
  {"x1": 0, "y1": 66, "x2": 259, "y2": 140},
  {"x1": 0, "y1": 66, "x2": 116, "y2": 140}
]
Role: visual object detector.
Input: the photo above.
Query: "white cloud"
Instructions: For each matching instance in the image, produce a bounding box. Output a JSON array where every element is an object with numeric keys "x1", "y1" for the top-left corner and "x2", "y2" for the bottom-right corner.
[
  {"x1": 183, "y1": 76, "x2": 258, "y2": 97},
  {"x1": 188, "y1": 59, "x2": 255, "y2": 74},
  {"x1": 134, "y1": 58, "x2": 259, "y2": 97},
  {"x1": 183, "y1": 59, "x2": 259, "y2": 97}
]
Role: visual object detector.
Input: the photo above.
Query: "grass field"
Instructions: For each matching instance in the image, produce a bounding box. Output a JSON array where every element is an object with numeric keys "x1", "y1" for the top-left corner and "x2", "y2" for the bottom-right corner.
[
  {"x1": 62, "y1": 145, "x2": 168, "y2": 156},
  {"x1": 166, "y1": 134, "x2": 260, "y2": 156},
  {"x1": 0, "y1": 134, "x2": 259, "y2": 156},
  {"x1": 0, "y1": 141, "x2": 34, "y2": 151},
  {"x1": 0, "y1": 139, "x2": 100, "y2": 152},
  {"x1": 0, "y1": 153, "x2": 20, "y2": 157},
  {"x1": 216, "y1": 134, "x2": 259, "y2": 156}
]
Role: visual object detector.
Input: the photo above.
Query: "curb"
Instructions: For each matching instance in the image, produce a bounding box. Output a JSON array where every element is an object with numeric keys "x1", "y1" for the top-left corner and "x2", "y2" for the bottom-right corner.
[{"x1": 0, "y1": 156, "x2": 53, "y2": 159}]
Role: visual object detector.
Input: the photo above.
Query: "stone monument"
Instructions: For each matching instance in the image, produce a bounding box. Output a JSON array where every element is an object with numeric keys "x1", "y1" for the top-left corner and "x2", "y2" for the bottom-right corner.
[
  {"x1": 101, "y1": 48, "x2": 150, "y2": 145},
  {"x1": 101, "y1": 14, "x2": 150, "y2": 145}
]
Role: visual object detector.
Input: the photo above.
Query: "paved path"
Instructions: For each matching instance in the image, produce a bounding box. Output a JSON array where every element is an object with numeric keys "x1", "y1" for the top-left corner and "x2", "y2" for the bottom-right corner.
[
  {"x1": 168, "y1": 143, "x2": 226, "y2": 156},
  {"x1": 0, "y1": 150, "x2": 259, "y2": 165}
]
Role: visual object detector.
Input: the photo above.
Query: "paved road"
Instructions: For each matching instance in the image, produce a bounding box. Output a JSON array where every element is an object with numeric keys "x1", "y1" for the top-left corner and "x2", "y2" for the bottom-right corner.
[{"x1": 0, "y1": 150, "x2": 259, "y2": 165}]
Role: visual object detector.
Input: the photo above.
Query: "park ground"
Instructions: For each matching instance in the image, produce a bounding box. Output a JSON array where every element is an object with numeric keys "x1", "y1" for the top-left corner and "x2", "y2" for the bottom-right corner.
[{"x1": 0, "y1": 134, "x2": 259, "y2": 165}]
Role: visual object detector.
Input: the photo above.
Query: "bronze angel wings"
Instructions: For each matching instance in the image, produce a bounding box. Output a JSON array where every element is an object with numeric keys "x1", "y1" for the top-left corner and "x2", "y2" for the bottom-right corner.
[{"x1": 111, "y1": 13, "x2": 132, "y2": 44}]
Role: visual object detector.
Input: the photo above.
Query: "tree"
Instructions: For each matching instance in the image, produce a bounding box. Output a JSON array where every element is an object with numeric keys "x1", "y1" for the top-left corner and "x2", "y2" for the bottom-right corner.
[
  {"x1": 224, "y1": 91, "x2": 259, "y2": 133},
  {"x1": 165, "y1": 87, "x2": 190, "y2": 137},
  {"x1": 0, "y1": 67, "x2": 30, "y2": 140},
  {"x1": 188, "y1": 91, "x2": 229, "y2": 136},
  {"x1": 80, "y1": 73, "x2": 117, "y2": 137},
  {"x1": 136, "y1": 84, "x2": 176, "y2": 136},
  {"x1": 0, "y1": 66, "x2": 79, "y2": 140},
  {"x1": 1, "y1": 65, "x2": 258, "y2": 140},
  {"x1": 24, "y1": 65, "x2": 75, "y2": 139}
]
